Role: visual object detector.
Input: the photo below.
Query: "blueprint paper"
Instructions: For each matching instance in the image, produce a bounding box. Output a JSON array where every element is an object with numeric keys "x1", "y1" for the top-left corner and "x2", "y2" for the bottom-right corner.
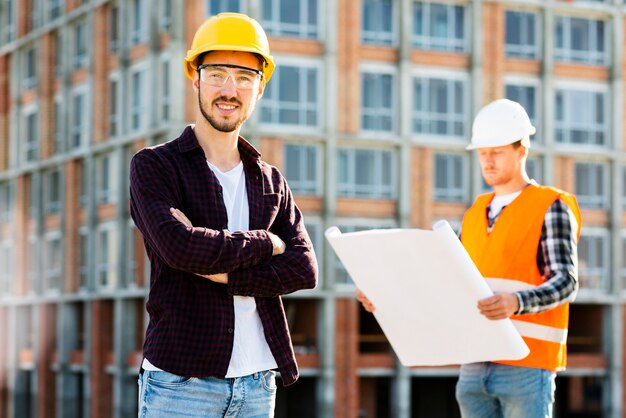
[{"x1": 325, "y1": 221, "x2": 530, "y2": 367}]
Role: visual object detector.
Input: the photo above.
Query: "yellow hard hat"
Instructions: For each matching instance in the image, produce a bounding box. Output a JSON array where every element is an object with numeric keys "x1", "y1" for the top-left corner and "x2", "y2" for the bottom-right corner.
[{"x1": 184, "y1": 13, "x2": 275, "y2": 83}]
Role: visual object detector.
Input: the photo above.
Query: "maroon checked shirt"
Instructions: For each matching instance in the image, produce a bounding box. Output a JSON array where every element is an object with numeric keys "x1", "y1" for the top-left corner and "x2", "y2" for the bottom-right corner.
[{"x1": 129, "y1": 126, "x2": 318, "y2": 386}]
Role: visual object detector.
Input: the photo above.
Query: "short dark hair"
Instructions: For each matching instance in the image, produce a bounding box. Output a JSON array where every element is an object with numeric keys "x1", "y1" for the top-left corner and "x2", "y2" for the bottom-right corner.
[{"x1": 511, "y1": 140, "x2": 523, "y2": 149}]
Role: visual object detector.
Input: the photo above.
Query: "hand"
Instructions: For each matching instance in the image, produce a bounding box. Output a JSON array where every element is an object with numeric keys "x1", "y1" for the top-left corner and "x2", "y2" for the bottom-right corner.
[
  {"x1": 171, "y1": 207, "x2": 193, "y2": 227},
  {"x1": 478, "y1": 293, "x2": 519, "y2": 320},
  {"x1": 357, "y1": 289, "x2": 376, "y2": 313},
  {"x1": 268, "y1": 231, "x2": 286, "y2": 255},
  {"x1": 196, "y1": 272, "x2": 228, "y2": 284}
]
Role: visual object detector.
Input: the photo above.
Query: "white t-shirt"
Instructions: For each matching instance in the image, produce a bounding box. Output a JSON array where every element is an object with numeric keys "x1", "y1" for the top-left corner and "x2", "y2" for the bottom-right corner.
[
  {"x1": 489, "y1": 190, "x2": 522, "y2": 219},
  {"x1": 142, "y1": 161, "x2": 277, "y2": 376}
]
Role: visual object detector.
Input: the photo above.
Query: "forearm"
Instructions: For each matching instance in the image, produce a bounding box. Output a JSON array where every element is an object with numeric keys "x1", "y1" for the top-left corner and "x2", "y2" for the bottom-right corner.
[
  {"x1": 516, "y1": 270, "x2": 577, "y2": 315},
  {"x1": 228, "y1": 241, "x2": 318, "y2": 297}
]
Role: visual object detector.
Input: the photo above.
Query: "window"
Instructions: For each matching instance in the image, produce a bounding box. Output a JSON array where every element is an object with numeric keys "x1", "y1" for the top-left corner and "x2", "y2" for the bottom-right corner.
[
  {"x1": 49, "y1": 0, "x2": 63, "y2": 20},
  {"x1": 337, "y1": 148, "x2": 395, "y2": 199},
  {"x1": 160, "y1": 60, "x2": 170, "y2": 122},
  {"x1": 79, "y1": 159, "x2": 88, "y2": 207},
  {"x1": 109, "y1": 5, "x2": 119, "y2": 53},
  {"x1": 206, "y1": 0, "x2": 240, "y2": 15},
  {"x1": 361, "y1": 71, "x2": 395, "y2": 133},
  {"x1": 44, "y1": 168, "x2": 61, "y2": 214},
  {"x1": 555, "y1": 88, "x2": 607, "y2": 146},
  {"x1": 434, "y1": 153, "x2": 467, "y2": 202},
  {"x1": 505, "y1": 82, "x2": 539, "y2": 141},
  {"x1": 1, "y1": 0, "x2": 16, "y2": 44},
  {"x1": 160, "y1": 0, "x2": 172, "y2": 32},
  {"x1": 30, "y1": 0, "x2": 41, "y2": 30},
  {"x1": 622, "y1": 167, "x2": 626, "y2": 209},
  {"x1": 73, "y1": 20, "x2": 88, "y2": 69},
  {"x1": 23, "y1": 108, "x2": 39, "y2": 163},
  {"x1": 96, "y1": 152, "x2": 118, "y2": 204},
  {"x1": 362, "y1": 0, "x2": 394, "y2": 45},
  {"x1": 578, "y1": 229, "x2": 609, "y2": 291},
  {"x1": 44, "y1": 232, "x2": 62, "y2": 293},
  {"x1": 621, "y1": 233, "x2": 626, "y2": 290},
  {"x1": 526, "y1": 156, "x2": 542, "y2": 183},
  {"x1": 53, "y1": 98, "x2": 63, "y2": 154},
  {"x1": 126, "y1": 219, "x2": 138, "y2": 287},
  {"x1": 70, "y1": 88, "x2": 87, "y2": 149},
  {"x1": 78, "y1": 226, "x2": 89, "y2": 290},
  {"x1": 413, "y1": 76, "x2": 465, "y2": 137},
  {"x1": 0, "y1": 241, "x2": 13, "y2": 296},
  {"x1": 27, "y1": 234, "x2": 39, "y2": 293},
  {"x1": 555, "y1": 16, "x2": 606, "y2": 65},
  {"x1": 505, "y1": 11, "x2": 539, "y2": 59},
  {"x1": 284, "y1": 144, "x2": 320, "y2": 195},
  {"x1": 412, "y1": 2, "x2": 466, "y2": 52},
  {"x1": 130, "y1": 0, "x2": 148, "y2": 45},
  {"x1": 108, "y1": 76, "x2": 120, "y2": 137},
  {"x1": 54, "y1": 30, "x2": 62, "y2": 76},
  {"x1": 261, "y1": 62, "x2": 320, "y2": 128},
  {"x1": 28, "y1": 175, "x2": 38, "y2": 219},
  {"x1": 23, "y1": 47, "x2": 37, "y2": 90},
  {"x1": 96, "y1": 222, "x2": 118, "y2": 289},
  {"x1": 131, "y1": 67, "x2": 147, "y2": 131},
  {"x1": 263, "y1": 0, "x2": 318, "y2": 38},
  {"x1": 575, "y1": 162, "x2": 608, "y2": 209},
  {"x1": 0, "y1": 182, "x2": 13, "y2": 224}
]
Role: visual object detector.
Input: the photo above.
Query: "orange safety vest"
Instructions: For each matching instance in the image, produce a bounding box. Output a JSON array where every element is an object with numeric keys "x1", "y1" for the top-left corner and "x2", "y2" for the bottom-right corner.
[{"x1": 461, "y1": 184, "x2": 581, "y2": 372}]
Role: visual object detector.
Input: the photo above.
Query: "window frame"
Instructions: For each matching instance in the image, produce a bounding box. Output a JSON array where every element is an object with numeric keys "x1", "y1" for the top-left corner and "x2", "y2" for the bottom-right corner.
[
  {"x1": 412, "y1": 1, "x2": 468, "y2": 52},
  {"x1": 433, "y1": 151, "x2": 469, "y2": 203},
  {"x1": 411, "y1": 68, "x2": 468, "y2": 140},
  {"x1": 362, "y1": 0, "x2": 396, "y2": 46},
  {"x1": 555, "y1": 15, "x2": 607, "y2": 66},
  {"x1": 283, "y1": 143, "x2": 322, "y2": 196},
  {"x1": 336, "y1": 147, "x2": 396, "y2": 199},
  {"x1": 259, "y1": 57, "x2": 323, "y2": 132},
  {"x1": 554, "y1": 82, "x2": 609, "y2": 148},
  {"x1": 360, "y1": 63, "x2": 397, "y2": 136},
  {"x1": 574, "y1": 160, "x2": 608, "y2": 209},
  {"x1": 262, "y1": 0, "x2": 320, "y2": 39},
  {"x1": 504, "y1": 9, "x2": 540, "y2": 59}
]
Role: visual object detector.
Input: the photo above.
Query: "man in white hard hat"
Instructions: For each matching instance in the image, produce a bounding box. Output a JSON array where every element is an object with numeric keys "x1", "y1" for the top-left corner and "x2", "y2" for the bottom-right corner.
[
  {"x1": 130, "y1": 13, "x2": 317, "y2": 417},
  {"x1": 455, "y1": 99, "x2": 581, "y2": 417},
  {"x1": 357, "y1": 98, "x2": 582, "y2": 417}
]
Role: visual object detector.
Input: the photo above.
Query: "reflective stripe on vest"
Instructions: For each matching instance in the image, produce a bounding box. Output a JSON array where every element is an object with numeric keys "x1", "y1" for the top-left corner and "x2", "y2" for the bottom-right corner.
[
  {"x1": 511, "y1": 320, "x2": 568, "y2": 345},
  {"x1": 485, "y1": 277, "x2": 568, "y2": 344}
]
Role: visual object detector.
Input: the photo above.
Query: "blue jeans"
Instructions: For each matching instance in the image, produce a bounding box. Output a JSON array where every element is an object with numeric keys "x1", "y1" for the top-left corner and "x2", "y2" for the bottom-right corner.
[
  {"x1": 138, "y1": 369, "x2": 277, "y2": 418},
  {"x1": 455, "y1": 362, "x2": 556, "y2": 418}
]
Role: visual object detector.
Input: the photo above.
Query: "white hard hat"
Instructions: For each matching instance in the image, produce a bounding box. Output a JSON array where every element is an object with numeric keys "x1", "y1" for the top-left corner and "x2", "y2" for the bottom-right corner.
[{"x1": 467, "y1": 99, "x2": 536, "y2": 150}]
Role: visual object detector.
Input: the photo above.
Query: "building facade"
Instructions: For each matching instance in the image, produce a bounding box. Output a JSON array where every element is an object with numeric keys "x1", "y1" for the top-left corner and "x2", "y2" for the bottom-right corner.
[{"x1": 0, "y1": 0, "x2": 623, "y2": 417}]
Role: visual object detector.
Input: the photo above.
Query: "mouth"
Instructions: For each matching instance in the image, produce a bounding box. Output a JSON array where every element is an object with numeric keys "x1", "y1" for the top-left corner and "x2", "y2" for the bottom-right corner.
[{"x1": 213, "y1": 97, "x2": 241, "y2": 115}]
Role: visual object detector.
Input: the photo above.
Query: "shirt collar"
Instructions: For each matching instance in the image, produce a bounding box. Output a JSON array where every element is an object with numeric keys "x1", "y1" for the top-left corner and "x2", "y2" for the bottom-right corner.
[{"x1": 177, "y1": 125, "x2": 262, "y2": 164}]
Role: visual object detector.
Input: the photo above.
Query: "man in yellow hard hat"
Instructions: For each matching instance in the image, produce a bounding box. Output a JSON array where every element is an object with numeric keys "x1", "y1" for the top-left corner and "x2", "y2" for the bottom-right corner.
[{"x1": 130, "y1": 13, "x2": 318, "y2": 417}]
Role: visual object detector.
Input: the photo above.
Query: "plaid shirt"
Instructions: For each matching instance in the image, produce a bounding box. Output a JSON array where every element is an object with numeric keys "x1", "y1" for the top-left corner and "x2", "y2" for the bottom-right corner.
[
  {"x1": 129, "y1": 126, "x2": 318, "y2": 386},
  {"x1": 486, "y1": 198, "x2": 578, "y2": 315}
]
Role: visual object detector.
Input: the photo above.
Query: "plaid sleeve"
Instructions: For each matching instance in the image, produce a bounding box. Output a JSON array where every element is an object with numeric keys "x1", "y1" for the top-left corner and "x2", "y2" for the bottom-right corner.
[
  {"x1": 129, "y1": 149, "x2": 274, "y2": 274},
  {"x1": 228, "y1": 176, "x2": 318, "y2": 297},
  {"x1": 516, "y1": 199, "x2": 579, "y2": 315}
]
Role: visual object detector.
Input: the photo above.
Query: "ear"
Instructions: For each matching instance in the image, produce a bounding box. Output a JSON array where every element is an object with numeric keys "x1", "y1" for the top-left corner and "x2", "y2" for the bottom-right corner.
[
  {"x1": 192, "y1": 72, "x2": 200, "y2": 94},
  {"x1": 256, "y1": 80, "x2": 265, "y2": 101}
]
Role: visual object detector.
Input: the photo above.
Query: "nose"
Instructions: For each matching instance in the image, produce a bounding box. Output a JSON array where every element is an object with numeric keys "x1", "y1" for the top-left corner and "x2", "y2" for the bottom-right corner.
[{"x1": 219, "y1": 75, "x2": 237, "y2": 95}]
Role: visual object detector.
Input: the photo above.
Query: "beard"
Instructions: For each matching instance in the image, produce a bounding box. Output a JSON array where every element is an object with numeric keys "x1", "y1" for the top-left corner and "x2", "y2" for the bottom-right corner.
[{"x1": 198, "y1": 89, "x2": 249, "y2": 133}]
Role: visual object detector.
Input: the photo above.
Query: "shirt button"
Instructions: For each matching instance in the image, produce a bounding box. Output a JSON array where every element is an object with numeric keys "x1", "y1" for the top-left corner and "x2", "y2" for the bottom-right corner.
[{"x1": 228, "y1": 328, "x2": 234, "y2": 334}]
